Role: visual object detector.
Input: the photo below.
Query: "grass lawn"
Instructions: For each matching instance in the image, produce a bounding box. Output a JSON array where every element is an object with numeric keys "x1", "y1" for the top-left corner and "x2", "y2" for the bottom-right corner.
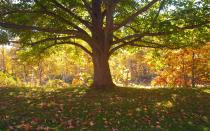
[{"x1": 0, "y1": 86, "x2": 209, "y2": 130}]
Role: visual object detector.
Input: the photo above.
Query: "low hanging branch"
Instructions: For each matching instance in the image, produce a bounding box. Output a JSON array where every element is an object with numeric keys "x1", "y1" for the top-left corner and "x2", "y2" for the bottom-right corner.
[
  {"x1": 110, "y1": 35, "x2": 188, "y2": 57},
  {"x1": 30, "y1": 36, "x2": 77, "y2": 46},
  {"x1": 1, "y1": 9, "x2": 84, "y2": 32},
  {"x1": 113, "y1": 21, "x2": 210, "y2": 44},
  {"x1": 109, "y1": 40, "x2": 186, "y2": 57},
  {"x1": 0, "y1": 21, "x2": 78, "y2": 34},
  {"x1": 36, "y1": 40, "x2": 93, "y2": 57},
  {"x1": 0, "y1": 21, "x2": 94, "y2": 48}
]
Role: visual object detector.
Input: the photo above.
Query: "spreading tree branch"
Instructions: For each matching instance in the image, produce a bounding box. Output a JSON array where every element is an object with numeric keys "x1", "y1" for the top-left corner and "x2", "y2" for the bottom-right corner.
[
  {"x1": 82, "y1": 0, "x2": 92, "y2": 17},
  {"x1": 151, "y1": 0, "x2": 166, "y2": 27},
  {"x1": 30, "y1": 36, "x2": 76, "y2": 46},
  {"x1": 1, "y1": 9, "x2": 85, "y2": 32},
  {"x1": 38, "y1": 41, "x2": 93, "y2": 57},
  {"x1": 113, "y1": 21, "x2": 210, "y2": 44},
  {"x1": 113, "y1": 0, "x2": 159, "y2": 31},
  {"x1": 34, "y1": 0, "x2": 86, "y2": 32},
  {"x1": 50, "y1": 0, "x2": 92, "y2": 31},
  {"x1": 110, "y1": 36, "x2": 189, "y2": 56},
  {"x1": 0, "y1": 21, "x2": 79, "y2": 34}
]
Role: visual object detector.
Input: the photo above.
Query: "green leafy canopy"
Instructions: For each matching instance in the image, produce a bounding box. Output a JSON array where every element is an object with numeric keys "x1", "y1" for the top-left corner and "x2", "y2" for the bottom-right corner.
[{"x1": 0, "y1": 0, "x2": 209, "y2": 55}]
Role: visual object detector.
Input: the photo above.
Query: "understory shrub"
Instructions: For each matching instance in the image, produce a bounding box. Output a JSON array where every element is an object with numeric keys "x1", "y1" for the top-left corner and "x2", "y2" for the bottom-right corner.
[
  {"x1": 0, "y1": 71, "x2": 18, "y2": 87},
  {"x1": 45, "y1": 79, "x2": 69, "y2": 88}
]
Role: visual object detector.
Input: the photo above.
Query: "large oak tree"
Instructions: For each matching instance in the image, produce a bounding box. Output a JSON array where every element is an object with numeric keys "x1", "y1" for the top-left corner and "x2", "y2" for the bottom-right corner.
[{"x1": 0, "y1": 0, "x2": 209, "y2": 88}]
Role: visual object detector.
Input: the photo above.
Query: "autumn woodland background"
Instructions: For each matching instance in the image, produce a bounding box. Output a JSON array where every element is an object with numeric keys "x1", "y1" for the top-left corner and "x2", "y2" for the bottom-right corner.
[{"x1": 0, "y1": 43, "x2": 209, "y2": 88}]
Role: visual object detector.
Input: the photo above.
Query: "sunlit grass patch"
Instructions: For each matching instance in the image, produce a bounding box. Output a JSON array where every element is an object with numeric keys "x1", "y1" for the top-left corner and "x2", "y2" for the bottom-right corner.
[
  {"x1": 156, "y1": 100, "x2": 173, "y2": 108},
  {"x1": 201, "y1": 88, "x2": 210, "y2": 94}
]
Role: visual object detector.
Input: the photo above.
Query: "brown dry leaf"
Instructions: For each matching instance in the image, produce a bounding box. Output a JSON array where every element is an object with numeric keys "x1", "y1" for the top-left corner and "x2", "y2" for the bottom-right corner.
[
  {"x1": 16, "y1": 123, "x2": 32, "y2": 130},
  {"x1": 127, "y1": 112, "x2": 133, "y2": 116},
  {"x1": 116, "y1": 111, "x2": 121, "y2": 115},
  {"x1": 39, "y1": 102, "x2": 49, "y2": 109},
  {"x1": 59, "y1": 104, "x2": 64, "y2": 111},
  {"x1": 67, "y1": 119, "x2": 75, "y2": 129},
  {"x1": 112, "y1": 128, "x2": 119, "y2": 131},
  {"x1": 89, "y1": 121, "x2": 94, "y2": 126},
  {"x1": 31, "y1": 117, "x2": 42, "y2": 124},
  {"x1": 156, "y1": 125, "x2": 161, "y2": 129},
  {"x1": 8, "y1": 126, "x2": 14, "y2": 130},
  {"x1": 104, "y1": 120, "x2": 109, "y2": 125}
]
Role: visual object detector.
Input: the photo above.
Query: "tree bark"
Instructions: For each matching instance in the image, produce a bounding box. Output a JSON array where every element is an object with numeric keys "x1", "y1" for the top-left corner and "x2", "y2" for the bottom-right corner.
[{"x1": 91, "y1": 53, "x2": 115, "y2": 88}]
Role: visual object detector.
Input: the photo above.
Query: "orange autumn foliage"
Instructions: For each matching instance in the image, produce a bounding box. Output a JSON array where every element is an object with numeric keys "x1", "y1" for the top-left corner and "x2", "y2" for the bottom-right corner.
[{"x1": 152, "y1": 44, "x2": 210, "y2": 87}]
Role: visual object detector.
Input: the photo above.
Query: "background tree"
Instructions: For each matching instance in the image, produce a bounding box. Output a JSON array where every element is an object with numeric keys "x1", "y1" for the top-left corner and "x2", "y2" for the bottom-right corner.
[
  {"x1": 110, "y1": 48, "x2": 155, "y2": 86},
  {"x1": 0, "y1": 30, "x2": 9, "y2": 73},
  {"x1": 152, "y1": 44, "x2": 210, "y2": 87},
  {"x1": 0, "y1": 0, "x2": 209, "y2": 88}
]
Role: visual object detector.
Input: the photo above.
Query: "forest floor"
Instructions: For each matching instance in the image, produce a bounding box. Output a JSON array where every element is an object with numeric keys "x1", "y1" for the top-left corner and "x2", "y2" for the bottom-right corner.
[{"x1": 0, "y1": 86, "x2": 209, "y2": 130}]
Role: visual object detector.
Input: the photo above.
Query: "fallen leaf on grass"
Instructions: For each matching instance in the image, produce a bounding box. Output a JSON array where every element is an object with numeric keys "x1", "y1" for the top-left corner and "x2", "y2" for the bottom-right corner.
[
  {"x1": 104, "y1": 120, "x2": 109, "y2": 125},
  {"x1": 202, "y1": 116, "x2": 208, "y2": 123},
  {"x1": 9, "y1": 126, "x2": 14, "y2": 130},
  {"x1": 89, "y1": 121, "x2": 94, "y2": 126},
  {"x1": 16, "y1": 123, "x2": 32, "y2": 130},
  {"x1": 31, "y1": 117, "x2": 42, "y2": 125},
  {"x1": 135, "y1": 108, "x2": 141, "y2": 112},
  {"x1": 127, "y1": 112, "x2": 133, "y2": 116},
  {"x1": 58, "y1": 104, "x2": 64, "y2": 111},
  {"x1": 39, "y1": 102, "x2": 49, "y2": 109},
  {"x1": 116, "y1": 111, "x2": 121, "y2": 115},
  {"x1": 156, "y1": 125, "x2": 161, "y2": 129},
  {"x1": 67, "y1": 119, "x2": 75, "y2": 129},
  {"x1": 112, "y1": 128, "x2": 119, "y2": 131}
]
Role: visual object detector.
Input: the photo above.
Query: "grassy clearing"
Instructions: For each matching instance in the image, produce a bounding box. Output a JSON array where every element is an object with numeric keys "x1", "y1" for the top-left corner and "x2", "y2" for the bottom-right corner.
[{"x1": 0, "y1": 86, "x2": 209, "y2": 130}]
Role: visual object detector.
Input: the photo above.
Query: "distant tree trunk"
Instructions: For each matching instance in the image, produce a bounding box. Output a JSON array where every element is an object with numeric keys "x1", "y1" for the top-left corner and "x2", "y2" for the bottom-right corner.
[
  {"x1": 1, "y1": 45, "x2": 6, "y2": 73},
  {"x1": 181, "y1": 58, "x2": 188, "y2": 87},
  {"x1": 191, "y1": 51, "x2": 196, "y2": 88},
  {"x1": 129, "y1": 59, "x2": 137, "y2": 83},
  {"x1": 63, "y1": 54, "x2": 68, "y2": 82},
  {"x1": 23, "y1": 64, "x2": 27, "y2": 85},
  {"x1": 38, "y1": 61, "x2": 43, "y2": 86}
]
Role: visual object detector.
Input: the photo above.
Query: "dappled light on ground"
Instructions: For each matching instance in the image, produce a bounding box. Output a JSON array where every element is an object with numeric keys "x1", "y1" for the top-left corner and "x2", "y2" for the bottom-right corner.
[
  {"x1": 0, "y1": 87, "x2": 209, "y2": 130},
  {"x1": 155, "y1": 100, "x2": 173, "y2": 109}
]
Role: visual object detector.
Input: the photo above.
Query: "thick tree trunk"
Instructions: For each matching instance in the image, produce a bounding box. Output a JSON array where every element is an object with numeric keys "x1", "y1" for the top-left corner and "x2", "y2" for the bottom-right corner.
[{"x1": 91, "y1": 53, "x2": 115, "y2": 88}]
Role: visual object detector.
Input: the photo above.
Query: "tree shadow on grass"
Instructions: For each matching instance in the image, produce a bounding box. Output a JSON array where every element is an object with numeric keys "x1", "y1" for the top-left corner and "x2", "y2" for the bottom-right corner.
[{"x1": 0, "y1": 87, "x2": 209, "y2": 130}]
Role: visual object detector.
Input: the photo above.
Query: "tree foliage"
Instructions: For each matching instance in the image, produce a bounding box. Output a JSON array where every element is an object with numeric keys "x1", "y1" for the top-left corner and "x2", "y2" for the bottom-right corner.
[{"x1": 152, "y1": 44, "x2": 210, "y2": 87}]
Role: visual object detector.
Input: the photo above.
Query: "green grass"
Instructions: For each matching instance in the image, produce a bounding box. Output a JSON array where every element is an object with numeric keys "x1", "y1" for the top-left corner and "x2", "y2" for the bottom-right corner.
[{"x1": 0, "y1": 86, "x2": 209, "y2": 130}]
